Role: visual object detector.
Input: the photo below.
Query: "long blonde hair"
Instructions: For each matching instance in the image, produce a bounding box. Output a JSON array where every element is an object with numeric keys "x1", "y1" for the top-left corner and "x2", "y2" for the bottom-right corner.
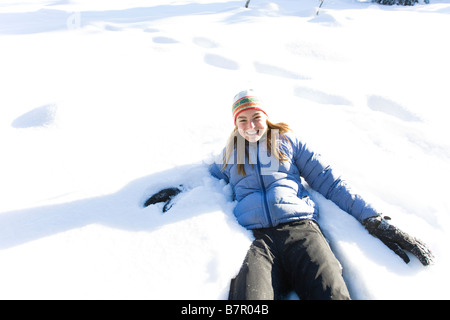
[{"x1": 222, "y1": 120, "x2": 292, "y2": 176}]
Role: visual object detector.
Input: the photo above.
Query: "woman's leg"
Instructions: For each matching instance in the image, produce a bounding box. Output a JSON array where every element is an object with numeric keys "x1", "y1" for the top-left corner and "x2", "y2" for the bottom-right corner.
[
  {"x1": 228, "y1": 230, "x2": 288, "y2": 300},
  {"x1": 281, "y1": 220, "x2": 351, "y2": 300}
]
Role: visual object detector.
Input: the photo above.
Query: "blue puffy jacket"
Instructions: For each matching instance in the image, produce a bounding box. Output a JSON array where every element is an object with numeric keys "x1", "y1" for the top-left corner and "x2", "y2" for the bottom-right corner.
[{"x1": 209, "y1": 132, "x2": 379, "y2": 230}]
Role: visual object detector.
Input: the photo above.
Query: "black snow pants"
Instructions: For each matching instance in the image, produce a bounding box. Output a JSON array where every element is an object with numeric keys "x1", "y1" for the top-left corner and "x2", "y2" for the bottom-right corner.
[{"x1": 228, "y1": 220, "x2": 351, "y2": 300}]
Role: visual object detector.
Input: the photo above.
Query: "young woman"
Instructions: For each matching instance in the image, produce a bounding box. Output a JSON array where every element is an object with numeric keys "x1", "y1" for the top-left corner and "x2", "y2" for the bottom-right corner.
[
  {"x1": 146, "y1": 89, "x2": 434, "y2": 299},
  {"x1": 207, "y1": 89, "x2": 434, "y2": 300}
]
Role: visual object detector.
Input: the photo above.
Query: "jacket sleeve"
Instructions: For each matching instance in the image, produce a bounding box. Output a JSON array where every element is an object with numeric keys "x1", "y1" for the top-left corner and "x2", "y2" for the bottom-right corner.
[
  {"x1": 292, "y1": 137, "x2": 380, "y2": 223},
  {"x1": 209, "y1": 162, "x2": 230, "y2": 184},
  {"x1": 208, "y1": 148, "x2": 230, "y2": 183}
]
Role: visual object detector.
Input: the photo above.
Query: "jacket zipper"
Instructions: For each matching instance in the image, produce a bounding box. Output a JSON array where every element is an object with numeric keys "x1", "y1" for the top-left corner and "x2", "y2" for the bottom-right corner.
[{"x1": 256, "y1": 142, "x2": 273, "y2": 227}]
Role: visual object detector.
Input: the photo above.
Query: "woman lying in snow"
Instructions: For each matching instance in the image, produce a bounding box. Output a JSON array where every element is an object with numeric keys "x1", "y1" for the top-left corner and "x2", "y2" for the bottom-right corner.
[{"x1": 146, "y1": 89, "x2": 434, "y2": 300}]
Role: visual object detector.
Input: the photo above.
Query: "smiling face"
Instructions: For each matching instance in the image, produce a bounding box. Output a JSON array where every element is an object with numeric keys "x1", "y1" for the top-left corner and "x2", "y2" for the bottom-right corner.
[{"x1": 235, "y1": 109, "x2": 268, "y2": 143}]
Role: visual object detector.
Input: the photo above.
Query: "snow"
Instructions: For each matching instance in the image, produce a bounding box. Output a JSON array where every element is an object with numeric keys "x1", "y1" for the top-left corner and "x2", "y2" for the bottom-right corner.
[{"x1": 0, "y1": 0, "x2": 449, "y2": 300}]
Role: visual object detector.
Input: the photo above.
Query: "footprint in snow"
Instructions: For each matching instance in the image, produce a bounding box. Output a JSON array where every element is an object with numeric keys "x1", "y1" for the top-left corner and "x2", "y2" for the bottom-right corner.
[
  {"x1": 11, "y1": 104, "x2": 57, "y2": 129},
  {"x1": 193, "y1": 37, "x2": 218, "y2": 49},
  {"x1": 367, "y1": 95, "x2": 422, "y2": 123},
  {"x1": 143, "y1": 28, "x2": 159, "y2": 33},
  {"x1": 294, "y1": 86, "x2": 353, "y2": 106},
  {"x1": 204, "y1": 53, "x2": 239, "y2": 71},
  {"x1": 152, "y1": 36, "x2": 179, "y2": 44},
  {"x1": 254, "y1": 61, "x2": 309, "y2": 80}
]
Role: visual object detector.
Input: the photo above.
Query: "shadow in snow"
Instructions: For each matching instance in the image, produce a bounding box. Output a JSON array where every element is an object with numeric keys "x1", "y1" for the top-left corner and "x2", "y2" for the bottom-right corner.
[{"x1": 0, "y1": 164, "x2": 227, "y2": 250}]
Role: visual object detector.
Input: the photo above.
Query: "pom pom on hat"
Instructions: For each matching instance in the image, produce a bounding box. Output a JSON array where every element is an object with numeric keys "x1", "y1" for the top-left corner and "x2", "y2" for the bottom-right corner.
[{"x1": 232, "y1": 89, "x2": 268, "y2": 123}]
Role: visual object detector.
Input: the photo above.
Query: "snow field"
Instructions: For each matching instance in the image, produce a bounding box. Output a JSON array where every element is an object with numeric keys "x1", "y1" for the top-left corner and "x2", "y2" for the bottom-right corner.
[{"x1": 0, "y1": 0, "x2": 449, "y2": 299}]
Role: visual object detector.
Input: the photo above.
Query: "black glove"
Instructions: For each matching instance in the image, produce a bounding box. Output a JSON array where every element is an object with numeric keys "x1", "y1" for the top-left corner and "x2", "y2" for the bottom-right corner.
[
  {"x1": 363, "y1": 216, "x2": 434, "y2": 266},
  {"x1": 144, "y1": 186, "x2": 183, "y2": 212}
]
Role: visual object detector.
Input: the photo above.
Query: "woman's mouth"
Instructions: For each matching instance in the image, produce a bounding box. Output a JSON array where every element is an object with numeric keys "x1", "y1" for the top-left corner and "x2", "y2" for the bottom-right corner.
[{"x1": 246, "y1": 130, "x2": 259, "y2": 136}]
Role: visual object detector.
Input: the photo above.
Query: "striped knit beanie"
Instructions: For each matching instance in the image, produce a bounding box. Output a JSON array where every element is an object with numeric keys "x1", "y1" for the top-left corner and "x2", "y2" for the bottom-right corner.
[{"x1": 232, "y1": 89, "x2": 268, "y2": 123}]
